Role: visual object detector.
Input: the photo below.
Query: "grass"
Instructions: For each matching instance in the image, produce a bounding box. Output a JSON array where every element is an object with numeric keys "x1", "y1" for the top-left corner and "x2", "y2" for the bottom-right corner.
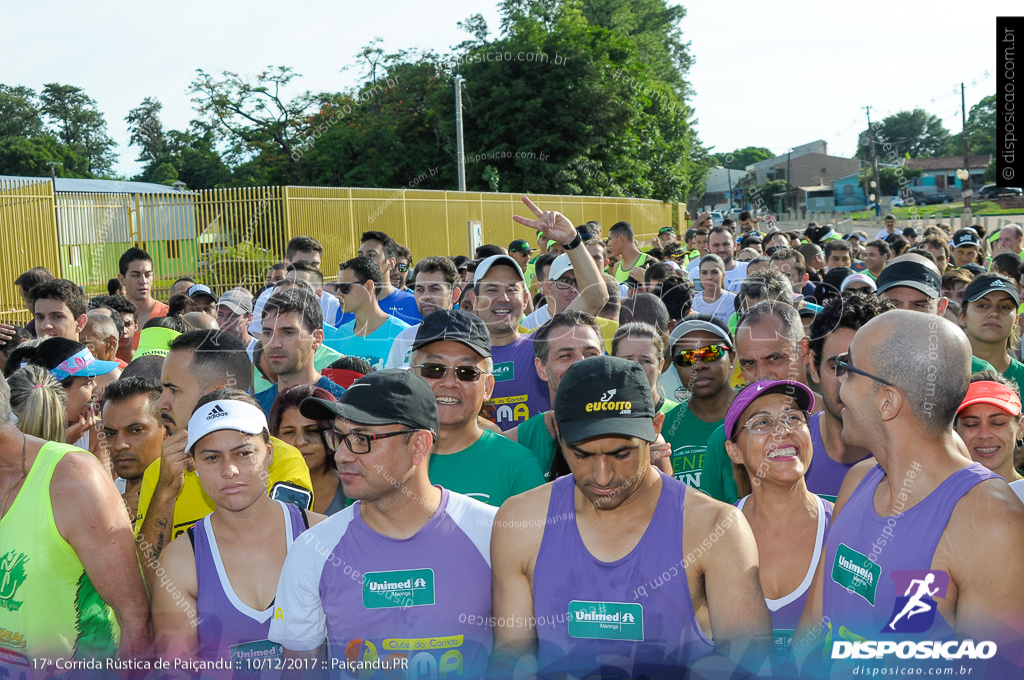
[{"x1": 846, "y1": 201, "x2": 1024, "y2": 221}]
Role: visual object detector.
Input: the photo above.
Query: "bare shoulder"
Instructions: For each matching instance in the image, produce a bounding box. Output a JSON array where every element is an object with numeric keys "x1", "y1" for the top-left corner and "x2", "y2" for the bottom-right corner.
[
  {"x1": 306, "y1": 510, "x2": 329, "y2": 527},
  {"x1": 157, "y1": 528, "x2": 198, "y2": 593},
  {"x1": 503, "y1": 423, "x2": 521, "y2": 442},
  {"x1": 832, "y1": 458, "x2": 876, "y2": 517},
  {"x1": 51, "y1": 446, "x2": 117, "y2": 501},
  {"x1": 949, "y1": 477, "x2": 1024, "y2": 540},
  {"x1": 683, "y1": 489, "x2": 748, "y2": 540},
  {"x1": 495, "y1": 479, "x2": 554, "y2": 527}
]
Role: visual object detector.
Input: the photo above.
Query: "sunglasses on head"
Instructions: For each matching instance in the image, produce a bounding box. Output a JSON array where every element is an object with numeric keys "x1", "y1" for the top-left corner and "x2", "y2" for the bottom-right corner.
[
  {"x1": 412, "y1": 363, "x2": 487, "y2": 382},
  {"x1": 673, "y1": 343, "x2": 731, "y2": 367}
]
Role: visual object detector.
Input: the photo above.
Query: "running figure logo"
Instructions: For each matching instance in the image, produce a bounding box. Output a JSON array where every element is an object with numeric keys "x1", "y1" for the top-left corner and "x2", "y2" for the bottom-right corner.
[{"x1": 883, "y1": 570, "x2": 949, "y2": 634}]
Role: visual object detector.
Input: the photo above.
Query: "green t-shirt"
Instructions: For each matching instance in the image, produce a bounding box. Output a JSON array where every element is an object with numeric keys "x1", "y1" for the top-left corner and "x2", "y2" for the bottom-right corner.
[
  {"x1": 971, "y1": 355, "x2": 1024, "y2": 388},
  {"x1": 663, "y1": 403, "x2": 724, "y2": 492},
  {"x1": 700, "y1": 424, "x2": 739, "y2": 505},
  {"x1": 516, "y1": 412, "x2": 558, "y2": 480},
  {"x1": 429, "y1": 429, "x2": 546, "y2": 507}
]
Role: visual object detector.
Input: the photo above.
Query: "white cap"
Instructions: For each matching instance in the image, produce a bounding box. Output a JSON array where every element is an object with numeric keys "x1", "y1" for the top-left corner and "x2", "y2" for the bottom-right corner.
[
  {"x1": 669, "y1": 318, "x2": 733, "y2": 351},
  {"x1": 186, "y1": 399, "x2": 269, "y2": 454},
  {"x1": 548, "y1": 253, "x2": 574, "y2": 281},
  {"x1": 473, "y1": 255, "x2": 525, "y2": 285},
  {"x1": 840, "y1": 272, "x2": 878, "y2": 293}
]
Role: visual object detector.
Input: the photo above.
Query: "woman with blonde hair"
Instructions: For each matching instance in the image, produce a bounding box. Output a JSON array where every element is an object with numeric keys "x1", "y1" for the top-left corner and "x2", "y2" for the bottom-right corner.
[{"x1": 8, "y1": 364, "x2": 67, "y2": 443}]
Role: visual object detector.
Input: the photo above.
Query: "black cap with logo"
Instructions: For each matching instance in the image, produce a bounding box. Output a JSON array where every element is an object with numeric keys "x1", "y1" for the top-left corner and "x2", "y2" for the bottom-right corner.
[
  {"x1": 952, "y1": 229, "x2": 980, "y2": 249},
  {"x1": 875, "y1": 260, "x2": 941, "y2": 298},
  {"x1": 508, "y1": 239, "x2": 533, "y2": 254},
  {"x1": 553, "y1": 356, "x2": 656, "y2": 444},
  {"x1": 411, "y1": 309, "x2": 492, "y2": 358},
  {"x1": 301, "y1": 369, "x2": 440, "y2": 435},
  {"x1": 963, "y1": 274, "x2": 1021, "y2": 306}
]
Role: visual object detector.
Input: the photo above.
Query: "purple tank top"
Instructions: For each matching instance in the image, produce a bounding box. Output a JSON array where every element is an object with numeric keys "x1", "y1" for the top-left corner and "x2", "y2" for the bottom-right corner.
[
  {"x1": 737, "y1": 494, "x2": 833, "y2": 659},
  {"x1": 805, "y1": 411, "x2": 870, "y2": 503},
  {"x1": 194, "y1": 500, "x2": 306, "y2": 670},
  {"x1": 532, "y1": 471, "x2": 714, "y2": 678},
  {"x1": 822, "y1": 463, "x2": 999, "y2": 642}
]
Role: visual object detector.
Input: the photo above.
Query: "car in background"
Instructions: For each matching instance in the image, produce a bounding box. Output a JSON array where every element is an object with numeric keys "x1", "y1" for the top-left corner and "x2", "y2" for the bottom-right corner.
[
  {"x1": 977, "y1": 184, "x2": 1024, "y2": 200},
  {"x1": 891, "y1": 195, "x2": 905, "y2": 207},
  {"x1": 710, "y1": 210, "x2": 725, "y2": 225},
  {"x1": 921, "y1": 193, "x2": 952, "y2": 205}
]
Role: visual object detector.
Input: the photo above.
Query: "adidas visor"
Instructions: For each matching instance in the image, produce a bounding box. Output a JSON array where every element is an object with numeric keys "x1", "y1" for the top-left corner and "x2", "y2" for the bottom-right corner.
[{"x1": 186, "y1": 399, "x2": 268, "y2": 454}]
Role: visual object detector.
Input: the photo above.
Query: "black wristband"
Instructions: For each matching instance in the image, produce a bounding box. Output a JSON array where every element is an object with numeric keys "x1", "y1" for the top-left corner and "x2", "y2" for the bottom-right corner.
[{"x1": 563, "y1": 233, "x2": 583, "y2": 251}]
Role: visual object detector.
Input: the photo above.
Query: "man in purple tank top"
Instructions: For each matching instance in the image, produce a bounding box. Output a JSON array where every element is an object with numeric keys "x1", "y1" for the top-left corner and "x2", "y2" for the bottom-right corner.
[
  {"x1": 269, "y1": 369, "x2": 497, "y2": 679},
  {"x1": 491, "y1": 356, "x2": 771, "y2": 679},
  {"x1": 797, "y1": 310, "x2": 1024, "y2": 678}
]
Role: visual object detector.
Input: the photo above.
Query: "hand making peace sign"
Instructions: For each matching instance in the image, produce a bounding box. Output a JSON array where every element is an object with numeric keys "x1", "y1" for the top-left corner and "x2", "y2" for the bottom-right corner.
[{"x1": 511, "y1": 196, "x2": 577, "y2": 247}]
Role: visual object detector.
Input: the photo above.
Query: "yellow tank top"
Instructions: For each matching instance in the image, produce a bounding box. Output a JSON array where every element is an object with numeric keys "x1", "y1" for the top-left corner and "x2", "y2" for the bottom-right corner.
[{"x1": 0, "y1": 441, "x2": 119, "y2": 663}]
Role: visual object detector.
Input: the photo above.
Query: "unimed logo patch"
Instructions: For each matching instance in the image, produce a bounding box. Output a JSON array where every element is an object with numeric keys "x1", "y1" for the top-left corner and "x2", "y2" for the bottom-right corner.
[
  {"x1": 362, "y1": 569, "x2": 435, "y2": 609},
  {"x1": 831, "y1": 543, "x2": 881, "y2": 605},
  {"x1": 567, "y1": 601, "x2": 644, "y2": 641},
  {"x1": 492, "y1": 362, "x2": 514, "y2": 382}
]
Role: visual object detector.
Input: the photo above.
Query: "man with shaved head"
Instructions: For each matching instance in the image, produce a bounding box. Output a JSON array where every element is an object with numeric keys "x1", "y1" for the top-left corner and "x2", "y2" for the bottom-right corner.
[{"x1": 796, "y1": 311, "x2": 1024, "y2": 677}]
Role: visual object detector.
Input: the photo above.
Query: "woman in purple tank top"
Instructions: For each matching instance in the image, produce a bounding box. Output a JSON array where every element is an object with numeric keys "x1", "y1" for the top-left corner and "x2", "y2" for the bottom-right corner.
[
  {"x1": 152, "y1": 390, "x2": 326, "y2": 674},
  {"x1": 724, "y1": 380, "x2": 833, "y2": 661}
]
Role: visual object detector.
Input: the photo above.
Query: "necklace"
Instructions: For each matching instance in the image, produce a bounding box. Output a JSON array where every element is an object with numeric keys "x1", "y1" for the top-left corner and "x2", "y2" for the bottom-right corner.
[{"x1": 0, "y1": 434, "x2": 27, "y2": 521}]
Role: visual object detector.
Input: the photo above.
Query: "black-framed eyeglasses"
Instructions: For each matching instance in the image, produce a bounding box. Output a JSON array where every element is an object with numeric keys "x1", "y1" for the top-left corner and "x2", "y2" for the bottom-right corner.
[
  {"x1": 396, "y1": 262, "x2": 409, "y2": 273},
  {"x1": 553, "y1": 277, "x2": 578, "y2": 290},
  {"x1": 740, "y1": 411, "x2": 809, "y2": 436},
  {"x1": 326, "y1": 428, "x2": 419, "y2": 454},
  {"x1": 834, "y1": 352, "x2": 892, "y2": 386},
  {"x1": 412, "y1": 363, "x2": 488, "y2": 382}
]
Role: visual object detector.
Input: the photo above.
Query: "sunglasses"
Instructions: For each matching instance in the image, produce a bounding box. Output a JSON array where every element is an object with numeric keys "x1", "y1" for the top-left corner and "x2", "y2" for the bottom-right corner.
[
  {"x1": 396, "y1": 263, "x2": 409, "y2": 273},
  {"x1": 412, "y1": 363, "x2": 487, "y2": 382},
  {"x1": 553, "y1": 277, "x2": 578, "y2": 290},
  {"x1": 673, "y1": 344, "x2": 731, "y2": 367},
  {"x1": 834, "y1": 352, "x2": 892, "y2": 386}
]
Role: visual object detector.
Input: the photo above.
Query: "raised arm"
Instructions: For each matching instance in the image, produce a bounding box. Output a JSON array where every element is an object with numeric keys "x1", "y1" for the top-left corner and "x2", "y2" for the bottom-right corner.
[
  {"x1": 136, "y1": 429, "x2": 191, "y2": 589},
  {"x1": 512, "y1": 196, "x2": 608, "y2": 315}
]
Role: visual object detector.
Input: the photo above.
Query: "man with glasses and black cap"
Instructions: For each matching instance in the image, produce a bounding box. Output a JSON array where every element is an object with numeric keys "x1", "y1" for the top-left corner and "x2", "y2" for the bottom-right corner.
[
  {"x1": 410, "y1": 309, "x2": 544, "y2": 506},
  {"x1": 269, "y1": 369, "x2": 498, "y2": 678},
  {"x1": 490, "y1": 356, "x2": 771, "y2": 679}
]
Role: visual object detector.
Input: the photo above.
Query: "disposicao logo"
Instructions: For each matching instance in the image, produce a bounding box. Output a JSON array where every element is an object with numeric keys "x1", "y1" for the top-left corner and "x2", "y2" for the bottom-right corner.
[{"x1": 883, "y1": 570, "x2": 948, "y2": 634}]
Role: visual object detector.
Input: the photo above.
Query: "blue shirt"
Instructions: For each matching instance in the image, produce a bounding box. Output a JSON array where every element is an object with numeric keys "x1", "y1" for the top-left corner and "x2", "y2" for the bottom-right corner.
[
  {"x1": 322, "y1": 316, "x2": 410, "y2": 370},
  {"x1": 333, "y1": 289, "x2": 421, "y2": 326},
  {"x1": 254, "y1": 375, "x2": 347, "y2": 417}
]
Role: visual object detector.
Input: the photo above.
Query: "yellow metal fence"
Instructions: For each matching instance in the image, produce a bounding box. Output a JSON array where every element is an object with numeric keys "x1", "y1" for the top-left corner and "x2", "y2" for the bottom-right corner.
[{"x1": 0, "y1": 181, "x2": 679, "y2": 303}]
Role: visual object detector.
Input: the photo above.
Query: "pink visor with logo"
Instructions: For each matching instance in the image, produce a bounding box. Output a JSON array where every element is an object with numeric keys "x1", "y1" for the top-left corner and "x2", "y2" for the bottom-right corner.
[{"x1": 49, "y1": 348, "x2": 119, "y2": 381}]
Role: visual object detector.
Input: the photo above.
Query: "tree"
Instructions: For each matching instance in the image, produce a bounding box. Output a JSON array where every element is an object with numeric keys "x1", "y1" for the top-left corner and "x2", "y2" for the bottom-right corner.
[
  {"x1": 856, "y1": 109, "x2": 950, "y2": 161},
  {"x1": 858, "y1": 164, "x2": 923, "y2": 196},
  {"x1": 710, "y1": 146, "x2": 774, "y2": 170},
  {"x1": 125, "y1": 97, "x2": 167, "y2": 165},
  {"x1": 0, "y1": 85, "x2": 44, "y2": 139},
  {"x1": 965, "y1": 94, "x2": 996, "y2": 156},
  {"x1": 189, "y1": 66, "x2": 317, "y2": 183},
  {"x1": 38, "y1": 83, "x2": 117, "y2": 176}
]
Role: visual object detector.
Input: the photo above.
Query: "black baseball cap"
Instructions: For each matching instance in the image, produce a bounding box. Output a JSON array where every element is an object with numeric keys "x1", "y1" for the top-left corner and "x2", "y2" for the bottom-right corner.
[
  {"x1": 952, "y1": 230, "x2": 980, "y2": 249},
  {"x1": 659, "y1": 226, "x2": 677, "y2": 236},
  {"x1": 875, "y1": 260, "x2": 941, "y2": 298},
  {"x1": 553, "y1": 356, "x2": 656, "y2": 444},
  {"x1": 508, "y1": 239, "x2": 533, "y2": 254},
  {"x1": 963, "y1": 274, "x2": 1021, "y2": 306},
  {"x1": 902, "y1": 227, "x2": 918, "y2": 238},
  {"x1": 411, "y1": 309, "x2": 492, "y2": 358},
  {"x1": 301, "y1": 369, "x2": 440, "y2": 435}
]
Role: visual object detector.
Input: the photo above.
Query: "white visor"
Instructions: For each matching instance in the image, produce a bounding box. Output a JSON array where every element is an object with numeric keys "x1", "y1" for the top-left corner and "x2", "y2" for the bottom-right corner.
[{"x1": 186, "y1": 399, "x2": 269, "y2": 454}]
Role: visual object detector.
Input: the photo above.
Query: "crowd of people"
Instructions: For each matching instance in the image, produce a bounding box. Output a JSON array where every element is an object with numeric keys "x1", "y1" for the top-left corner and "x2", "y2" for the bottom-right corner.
[{"x1": 1, "y1": 195, "x2": 1023, "y2": 679}]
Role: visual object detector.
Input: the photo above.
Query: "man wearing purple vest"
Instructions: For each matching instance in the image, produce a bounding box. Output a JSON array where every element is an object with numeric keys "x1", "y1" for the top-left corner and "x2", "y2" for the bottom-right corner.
[
  {"x1": 491, "y1": 356, "x2": 771, "y2": 679},
  {"x1": 797, "y1": 310, "x2": 1024, "y2": 677},
  {"x1": 268, "y1": 369, "x2": 497, "y2": 679}
]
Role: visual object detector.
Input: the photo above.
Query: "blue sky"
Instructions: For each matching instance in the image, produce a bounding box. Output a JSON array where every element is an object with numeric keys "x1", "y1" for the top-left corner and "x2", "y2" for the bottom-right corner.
[{"x1": 3, "y1": 0, "x2": 1015, "y2": 178}]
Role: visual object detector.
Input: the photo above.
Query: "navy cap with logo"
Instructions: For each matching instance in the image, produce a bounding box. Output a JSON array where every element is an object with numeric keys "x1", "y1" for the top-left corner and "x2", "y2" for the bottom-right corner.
[
  {"x1": 554, "y1": 356, "x2": 656, "y2": 444},
  {"x1": 875, "y1": 260, "x2": 941, "y2": 298},
  {"x1": 411, "y1": 309, "x2": 492, "y2": 358},
  {"x1": 952, "y1": 230, "x2": 980, "y2": 249},
  {"x1": 300, "y1": 369, "x2": 440, "y2": 436},
  {"x1": 508, "y1": 239, "x2": 533, "y2": 254},
  {"x1": 963, "y1": 274, "x2": 1022, "y2": 307}
]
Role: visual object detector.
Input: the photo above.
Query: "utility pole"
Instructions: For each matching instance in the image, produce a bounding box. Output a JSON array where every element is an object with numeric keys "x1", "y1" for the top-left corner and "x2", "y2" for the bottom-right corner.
[
  {"x1": 727, "y1": 168, "x2": 733, "y2": 211},
  {"x1": 961, "y1": 83, "x2": 972, "y2": 212},
  {"x1": 864, "y1": 106, "x2": 883, "y2": 216},
  {"x1": 455, "y1": 76, "x2": 466, "y2": 192}
]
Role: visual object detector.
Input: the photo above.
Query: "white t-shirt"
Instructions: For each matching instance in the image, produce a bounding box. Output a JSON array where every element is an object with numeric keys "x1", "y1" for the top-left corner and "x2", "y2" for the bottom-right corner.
[
  {"x1": 875, "y1": 228, "x2": 899, "y2": 240},
  {"x1": 522, "y1": 305, "x2": 552, "y2": 330},
  {"x1": 688, "y1": 260, "x2": 748, "y2": 293},
  {"x1": 384, "y1": 323, "x2": 420, "y2": 369},
  {"x1": 691, "y1": 290, "x2": 738, "y2": 326}
]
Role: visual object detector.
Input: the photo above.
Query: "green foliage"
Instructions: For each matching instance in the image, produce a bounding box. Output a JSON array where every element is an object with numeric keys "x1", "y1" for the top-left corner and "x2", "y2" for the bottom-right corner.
[
  {"x1": 125, "y1": 97, "x2": 166, "y2": 164},
  {"x1": 711, "y1": 147, "x2": 774, "y2": 170},
  {"x1": 200, "y1": 241, "x2": 278, "y2": 289},
  {"x1": 39, "y1": 83, "x2": 117, "y2": 176},
  {"x1": 857, "y1": 109, "x2": 950, "y2": 161},
  {"x1": 0, "y1": 86, "x2": 44, "y2": 139},
  {"x1": 985, "y1": 157, "x2": 997, "y2": 184},
  {"x1": 149, "y1": 162, "x2": 179, "y2": 185},
  {"x1": 858, "y1": 164, "x2": 923, "y2": 196},
  {"x1": 967, "y1": 94, "x2": 996, "y2": 156}
]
